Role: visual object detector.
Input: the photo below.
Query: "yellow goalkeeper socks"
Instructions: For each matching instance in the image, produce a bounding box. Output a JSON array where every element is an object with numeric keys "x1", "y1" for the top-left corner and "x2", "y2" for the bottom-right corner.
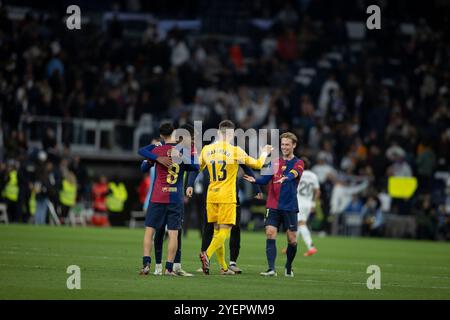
[
  {"x1": 206, "y1": 228, "x2": 230, "y2": 264},
  {"x1": 216, "y1": 245, "x2": 227, "y2": 270},
  {"x1": 206, "y1": 229, "x2": 222, "y2": 259}
]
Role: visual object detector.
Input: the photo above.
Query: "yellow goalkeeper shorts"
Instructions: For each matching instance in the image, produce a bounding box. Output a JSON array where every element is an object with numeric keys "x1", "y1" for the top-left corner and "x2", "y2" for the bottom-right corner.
[{"x1": 206, "y1": 203, "x2": 236, "y2": 225}]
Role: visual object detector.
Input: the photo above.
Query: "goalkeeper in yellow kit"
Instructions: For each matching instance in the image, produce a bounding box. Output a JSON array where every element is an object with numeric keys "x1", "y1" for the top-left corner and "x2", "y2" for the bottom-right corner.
[{"x1": 198, "y1": 120, "x2": 272, "y2": 275}]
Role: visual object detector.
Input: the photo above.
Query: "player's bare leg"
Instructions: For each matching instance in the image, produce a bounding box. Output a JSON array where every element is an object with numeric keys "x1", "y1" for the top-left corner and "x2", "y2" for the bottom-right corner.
[
  {"x1": 284, "y1": 231, "x2": 297, "y2": 277},
  {"x1": 164, "y1": 229, "x2": 178, "y2": 276},
  {"x1": 140, "y1": 227, "x2": 155, "y2": 275},
  {"x1": 261, "y1": 225, "x2": 278, "y2": 276},
  {"x1": 298, "y1": 221, "x2": 317, "y2": 256}
]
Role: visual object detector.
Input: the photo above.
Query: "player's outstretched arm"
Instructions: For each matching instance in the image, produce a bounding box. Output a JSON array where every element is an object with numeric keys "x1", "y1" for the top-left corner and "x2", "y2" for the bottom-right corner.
[
  {"x1": 236, "y1": 145, "x2": 273, "y2": 169},
  {"x1": 274, "y1": 159, "x2": 305, "y2": 183},
  {"x1": 243, "y1": 173, "x2": 273, "y2": 185},
  {"x1": 240, "y1": 164, "x2": 263, "y2": 194}
]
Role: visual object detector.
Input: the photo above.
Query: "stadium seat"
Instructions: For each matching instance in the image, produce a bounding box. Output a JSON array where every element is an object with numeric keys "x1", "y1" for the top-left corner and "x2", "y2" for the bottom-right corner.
[
  {"x1": 342, "y1": 213, "x2": 363, "y2": 237},
  {"x1": 68, "y1": 205, "x2": 90, "y2": 227},
  {"x1": 0, "y1": 204, "x2": 8, "y2": 224},
  {"x1": 129, "y1": 210, "x2": 146, "y2": 228}
]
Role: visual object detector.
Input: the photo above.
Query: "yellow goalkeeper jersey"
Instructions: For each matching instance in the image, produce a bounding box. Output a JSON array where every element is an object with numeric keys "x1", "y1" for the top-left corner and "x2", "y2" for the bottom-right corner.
[{"x1": 199, "y1": 141, "x2": 268, "y2": 204}]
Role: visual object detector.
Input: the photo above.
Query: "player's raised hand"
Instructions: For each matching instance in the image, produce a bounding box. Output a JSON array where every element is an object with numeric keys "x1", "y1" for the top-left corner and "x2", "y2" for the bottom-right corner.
[
  {"x1": 274, "y1": 176, "x2": 288, "y2": 184},
  {"x1": 156, "y1": 156, "x2": 172, "y2": 168},
  {"x1": 243, "y1": 174, "x2": 256, "y2": 183},
  {"x1": 261, "y1": 145, "x2": 273, "y2": 155},
  {"x1": 186, "y1": 186, "x2": 194, "y2": 198}
]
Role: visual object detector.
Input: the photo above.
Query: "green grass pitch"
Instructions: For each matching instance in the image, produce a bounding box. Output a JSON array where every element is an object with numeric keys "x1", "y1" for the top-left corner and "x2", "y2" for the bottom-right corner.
[{"x1": 1, "y1": 224, "x2": 449, "y2": 300}]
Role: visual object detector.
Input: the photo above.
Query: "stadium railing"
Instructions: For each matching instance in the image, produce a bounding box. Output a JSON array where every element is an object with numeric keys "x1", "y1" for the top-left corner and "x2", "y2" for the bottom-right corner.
[
  {"x1": 341, "y1": 213, "x2": 364, "y2": 237},
  {"x1": 18, "y1": 115, "x2": 154, "y2": 160}
]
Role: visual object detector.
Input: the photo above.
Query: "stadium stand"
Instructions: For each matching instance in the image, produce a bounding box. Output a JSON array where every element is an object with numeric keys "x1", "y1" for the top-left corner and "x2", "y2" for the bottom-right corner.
[{"x1": 0, "y1": 0, "x2": 449, "y2": 240}]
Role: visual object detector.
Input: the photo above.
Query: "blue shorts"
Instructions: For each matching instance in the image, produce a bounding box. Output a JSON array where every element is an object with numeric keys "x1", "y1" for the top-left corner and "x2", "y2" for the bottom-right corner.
[
  {"x1": 265, "y1": 208, "x2": 298, "y2": 232},
  {"x1": 145, "y1": 202, "x2": 183, "y2": 230}
]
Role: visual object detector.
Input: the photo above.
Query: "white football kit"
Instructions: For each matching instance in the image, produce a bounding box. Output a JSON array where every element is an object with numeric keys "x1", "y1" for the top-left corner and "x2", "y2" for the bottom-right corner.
[{"x1": 297, "y1": 170, "x2": 320, "y2": 222}]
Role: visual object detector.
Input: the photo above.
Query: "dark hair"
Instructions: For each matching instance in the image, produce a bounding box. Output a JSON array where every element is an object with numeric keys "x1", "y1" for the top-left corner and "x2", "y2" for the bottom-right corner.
[
  {"x1": 218, "y1": 120, "x2": 235, "y2": 133},
  {"x1": 159, "y1": 122, "x2": 175, "y2": 137},
  {"x1": 302, "y1": 157, "x2": 311, "y2": 170},
  {"x1": 180, "y1": 123, "x2": 195, "y2": 138}
]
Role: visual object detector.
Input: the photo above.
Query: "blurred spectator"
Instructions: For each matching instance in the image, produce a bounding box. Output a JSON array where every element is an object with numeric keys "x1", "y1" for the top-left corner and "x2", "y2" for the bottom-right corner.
[
  {"x1": 344, "y1": 195, "x2": 364, "y2": 215},
  {"x1": 69, "y1": 155, "x2": 88, "y2": 201},
  {"x1": 4, "y1": 130, "x2": 19, "y2": 159},
  {"x1": 34, "y1": 161, "x2": 56, "y2": 225},
  {"x1": 330, "y1": 177, "x2": 369, "y2": 216},
  {"x1": 17, "y1": 153, "x2": 34, "y2": 223},
  {"x1": 330, "y1": 178, "x2": 369, "y2": 235},
  {"x1": 414, "y1": 193, "x2": 438, "y2": 240},
  {"x1": 386, "y1": 145, "x2": 412, "y2": 177},
  {"x1": 416, "y1": 140, "x2": 436, "y2": 191},
  {"x1": 92, "y1": 175, "x2": 109, "y2": 213},
  {"x1": 42, "y1": 127, "x2": 57, "y2": 153},
  {"x1": 318, "y1": 74, "x2": 340, "y2": 117},
  {"x1": 105, "y1": 176, "x2": 128, "y2": 226},
  {"x1": 46, "y1": 42, "x2": 64, "y2": 78},
  {"x1": 171, "y1": 38, "x2": 190, "y2": 68},
  {"x1": 311, "y1": 152, "x2": 337, "y2": 184},
  {"x1": 362, "y1": 195, "x2": 384, "y2": 237},
  {"x1": 276, "y1": 29, "x2": 298, "y2": 61},
  {"x1": 58, "y1": 169, "x2": 77, "y2": 224},
  {"x1": 1, "y1": 160, "x2": 19, "y2": 221},
  {"x1": 436, "y1": 204, "x2": 449, "y2": 241},
  {"x1": 275, "y1": 3, "x2": 299, "y2": 27}
]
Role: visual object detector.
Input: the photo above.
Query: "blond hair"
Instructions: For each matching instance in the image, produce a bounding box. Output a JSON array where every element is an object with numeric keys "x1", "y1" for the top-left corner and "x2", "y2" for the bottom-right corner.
[{"x1": 280, "y1": 132, "x2": 298, "y2": 144}]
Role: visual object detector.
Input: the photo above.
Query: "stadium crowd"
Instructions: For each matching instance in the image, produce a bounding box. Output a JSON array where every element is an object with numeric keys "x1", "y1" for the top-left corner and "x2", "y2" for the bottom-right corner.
[{"x1": 0, "y1": 1, "x2": 449, "y2": 240}]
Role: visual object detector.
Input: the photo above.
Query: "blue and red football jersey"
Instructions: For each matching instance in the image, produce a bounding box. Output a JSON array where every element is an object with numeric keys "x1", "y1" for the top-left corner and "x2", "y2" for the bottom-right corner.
[
  {"x1": 255, "y1": 157, "x2": 304, "y2": 212},
  {"x1": 138, "y1": 143, "x2": 199, "y2": 204}
]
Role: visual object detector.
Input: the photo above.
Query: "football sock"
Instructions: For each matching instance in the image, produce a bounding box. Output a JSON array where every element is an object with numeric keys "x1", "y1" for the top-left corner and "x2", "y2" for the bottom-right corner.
[
  {"x1": 216, "y1": 245, "x2": 228, "y2": 270},
  {"x1": 298, "y1": 225, "x2": 313, "y2": 250},
  {"x1": 285, "y1": 243, "x2": 297, "y2": 273},
  {"x1": 143, "y1": 256, "x2": 151, "y2": 267},
  {"x1": 165, "y1": 261, "x2": 174, "y2": 273},
  {"x1": 266, "y1": 239, "x2": 276, "y2": 270},
  {"x1": 205, "y1": 228, "x2": 219, "y2": 258},
  {"x1": 206, "y1": 228, "x2": 229, "y2": 261}
]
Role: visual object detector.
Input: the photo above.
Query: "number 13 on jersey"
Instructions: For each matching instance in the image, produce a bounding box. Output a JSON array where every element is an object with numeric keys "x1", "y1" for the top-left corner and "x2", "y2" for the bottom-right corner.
[{"x1": 210, "y1": 160, "x2": 227, "y2": 181}]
